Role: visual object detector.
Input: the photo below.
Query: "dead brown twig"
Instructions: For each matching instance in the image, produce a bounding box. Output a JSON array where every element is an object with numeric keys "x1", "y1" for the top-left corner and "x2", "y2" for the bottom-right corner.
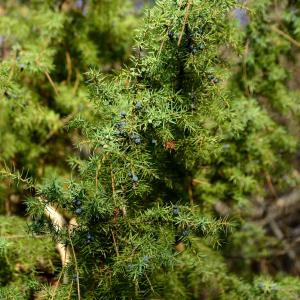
[
  {"x1": 177, "y1": 0, "x2": 191, "y2": 47},
  {"x1": 271, "y1": 25, "x2": 300, "y2": 48}
]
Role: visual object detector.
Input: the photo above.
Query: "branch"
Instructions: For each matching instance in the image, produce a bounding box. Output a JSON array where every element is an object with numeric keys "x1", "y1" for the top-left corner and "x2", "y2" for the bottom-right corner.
[
  {"x1": 45, "y1": 71, "x2": 60, "y2": 96},
  {"x1": 271, "y1": 25, "x2": 300, "y2": 48},
  {"x1": 177, "y1": 0, "x2": 191, "y2": 47},
  {"x1": 40, "y1": 198, "x2": 71, "y2": 282},
  {"x1": 257, "y1": 189, "x2": 300, "y2": 225}
]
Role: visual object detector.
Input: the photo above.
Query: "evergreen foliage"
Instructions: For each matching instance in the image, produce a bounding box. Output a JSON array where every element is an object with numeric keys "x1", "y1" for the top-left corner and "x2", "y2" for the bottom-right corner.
[
  {"x1": 0, "y1": 0, "x2": 139, "y2": 297},
  {"x1": 28, "y1": 0, "x2": 245, "y2": 298},
  {"x1": 0, "y1": 215, "x2": 58, "y2": 299},
  {"x1": 2, "y1": 0, "x2": 300, "y2": 299},
  {"x1": 221, "y1": 0, "x2": 300, "y2": 278},
  {"x1": 0, "y1": 0, "x2": 138, "y2": 212}
]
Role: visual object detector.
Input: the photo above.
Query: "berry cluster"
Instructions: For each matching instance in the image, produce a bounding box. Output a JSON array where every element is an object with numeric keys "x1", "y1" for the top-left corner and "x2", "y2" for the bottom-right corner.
[
  {"x1": 173, "y1": 205, "x2": 179, "y2": 216},
  {"x1": 128, "y1": 172, "x2": 139, "y2": 182},
  {"x1": 135, "y1": 101, "x2": 142, "y2": 111},
  {"x1": 86, "y1": 232, "x2": 93, "y2": 244},
  {"x1": 131, "y1": 133, "x2": 141, "y2": 145},
  {"x1": 183, "y1": 24, "x2": 206, "y2": 54},
  {"x1": 208, "y1": 74, "x2": 219, "y2": 84},
  {"x1": 175, "y1": 228, "x2": 189, "y2": 245},
  {"x1": 73, "y1": 196, "x2": 83, "y2": 215}
]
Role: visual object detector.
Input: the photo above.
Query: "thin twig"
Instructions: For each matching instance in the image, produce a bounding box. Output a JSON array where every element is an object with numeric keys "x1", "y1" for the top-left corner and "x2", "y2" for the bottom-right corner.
[
  {"x1": 111, "y1": 229, "x2": 119, "y2": 256},
  {"x1": 68, "y1": 231, "x2": 81, "y2": 300},
  {"x1": 242, "y1": 40, "x2": 250, "y2": 97},
  {"x1": 145, "y1": 273, "x2": 155, "y2": 293},
  {"x1": 66, "y1": 51, "x2": 72, "y2": 83},
  {"x1": 43, "y1": 201, "x2": 72, "y2": 268},
  {"x1": 157, "y1": 37, "x2": 166, "y2": 58},
  {"x1": 96, "y1": 155, "x2": 106, "y2": 191},
  {"x1": 265, "y1": 171, "x2": 278, "y2": 198},
  {"x1": 271, "y1": 25, "x2": 300, "y2": 48},
  {"x1": 192, "y1": 178, "x2": 206, "y2": 185},
  {"x1": 188, "y1": 183, "x2": 194, "y2": 209},
  {"x1": 95, "y1": 165, "x2": 99, "y2": 191},
  {"x1": 50, "y1": 265, "x2": 67, "y2": 300},
  {"x1": 269, "y1": 219, "x2": 300, "y2": 272},
  {"x1": 72, "y1": 69, "x2": 81, "y2": 96},
  {"x1": 45, "y1": 71, "x2": 59, "y2": 96},
  {"x1": 177, "y1": 0, "x2": 191, "y2": 47},
  {"x1": 110, "y1": 162, "x2": 116, "y2": 205},
  {"x1": 67, "y1": 281, "x2": 74, "y2": 299},
  {"x1": 110, "y1": 162, "x2": 120, "y2": 255}
]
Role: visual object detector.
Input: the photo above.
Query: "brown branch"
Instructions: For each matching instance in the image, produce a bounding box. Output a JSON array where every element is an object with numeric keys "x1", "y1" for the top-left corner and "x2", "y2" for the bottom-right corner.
[
  {"x1": 192, "y1": 178, "x2": 206, "y2": 185},
  {"x1": 45, "y1": 71, "x2": 59, "y2": 96},
  {"x1": 50, "y1": 264, "x2": 67, "y2": 300},
  {"x1": 110, "y1": 162, "x2": 116, "y2": 205},
  {"x1": 256, "y1": 189, "x2": 300, "y2": 225},
  {"x1": 66, "y1": 51, "x2": 72, "y2": 83},
  {"x1": 72, "y1": 69, "x2": 81, "y2": 96},
  {"x1": 43, "y1": 202, "x2": 71, "y2": 268},
  {"x1": 188, "y1": 183, "x2": 194, "y2": 209},
  {"x1": 68, "y1": 230, "x2": 81, "y2": 300},
  {"x1": 269, "y1": 219, "x2": 300, "y2": 272},
  {"x1": 242, "y1": 40, "x2": 250, "y2": 97},
  {"x1": 177, "y1": 0, "x2": 191, "y2": 47},
  {"x1": 157, "y1": 37, "x2": 166, "y2": 58},
  {"x1": 96, "y1": 155, "x2": 107, "y2": 191},
  {"x1": 265, "y1": 171, "x2": 278, "y2": 198},
  {"x1": 252, "y1": 188, "x2": 300, "y2": 272},
  {"x1": 271, "y1": 25, "x2": 300, "y2": 48},
  {"x1": 111, "y1": 229, "x2": 119, "y2": 256}
]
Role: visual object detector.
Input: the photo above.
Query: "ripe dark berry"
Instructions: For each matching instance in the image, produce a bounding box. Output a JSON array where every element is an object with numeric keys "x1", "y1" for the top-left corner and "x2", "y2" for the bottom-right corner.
[
  {"x1": 197, "y1": 43, "x2": 205, "y2": 50},
  {"x1": 168, "y1": 31, "x2": 174, "y2": 40},
  {"x1": 86, "y1": 232, "x2": 93, "y2": 243},
  {"x1": 208, "y1": 75, "x2": 219, "y2": 84},
  {"x1": 128, "y1": 172, "x2": 132, "y2": 177},
  {"x1": 181, "y1": 229, "x2": 189, "y2": 237},
  {"x1": 20, "y1": 64, "x2": 25, "y2": 72},
  {"x1": 116, "y1": 121, "x2": 126, "y2": 128},
  {"x1": 185, "y1": 44, "x2": 194, "y2": 53},
  {"x1": 198, "y1": 27, "x2": 204, "y2": 34},
  {"x1": 134, "y1": 137, "x2": 141, "y2": 145},
  {"x1": 257, "y1": 283, "x2": 264, "y2": 290},
  {"x1": 73, "y1": 274, "x2": 79, "y2": 282},
  {"x1": 4, "y1": 91, "x2": 10, "y2": 99},
  {"x1": 190, "y1": 103, "x2": 196, "y2": 111},
  {"x1": 120, "y1": 111, "x2": 126, "y2": 118},
  {"x1": 132, "y1": 174, "x2": 139, "y2": 182},
  {"x1": 173, "y1": 205, "x2": 179, "y2": 216},
  {"x1": 75, "y1": 208, "x2": 82, "y2": 215},
  {"x1": 73, "y1": 197, "x2": 82, "y2": 206},
  {"x1": 209, "y1": 76, "x2": 219, "y2": 84},
  {"x1": 131, "y1": 134, "x2": 141, "y2": 144},
  {"x1": 212, "y1": 77, "x2": 219, "y2": 84},
  {"x1": 135, "y1": 101, "x2": 142, "y2": 110}
]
